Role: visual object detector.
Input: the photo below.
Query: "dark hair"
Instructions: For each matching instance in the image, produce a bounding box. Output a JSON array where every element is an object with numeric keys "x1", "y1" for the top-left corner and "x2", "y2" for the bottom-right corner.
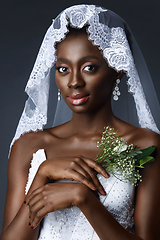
[{"x1": 67, "y1": 25, "x2": 88, "y2": 36}]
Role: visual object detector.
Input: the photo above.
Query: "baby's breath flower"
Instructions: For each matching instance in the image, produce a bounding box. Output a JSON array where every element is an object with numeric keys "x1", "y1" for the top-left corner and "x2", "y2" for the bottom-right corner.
[{"x1": 95, "y1": 127, "x2": 155, "y2": 186}]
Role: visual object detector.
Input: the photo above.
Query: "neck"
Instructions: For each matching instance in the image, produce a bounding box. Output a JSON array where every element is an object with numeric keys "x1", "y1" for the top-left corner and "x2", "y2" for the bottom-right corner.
[{"x1": 70, "y1": 103, "x2": 117, "y2": 136}]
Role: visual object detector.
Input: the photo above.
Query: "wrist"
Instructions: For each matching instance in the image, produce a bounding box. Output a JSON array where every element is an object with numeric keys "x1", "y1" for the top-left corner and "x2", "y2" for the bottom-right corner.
[
  {"x1": 73, "y1": 184, "x2": 94, "y2": 208},
  {"x1": 26, "y1": 168, "x2": 48, "y2": 197},
  {"x1": 37, "y1": 161, "x2": 49, "y2": 180}
]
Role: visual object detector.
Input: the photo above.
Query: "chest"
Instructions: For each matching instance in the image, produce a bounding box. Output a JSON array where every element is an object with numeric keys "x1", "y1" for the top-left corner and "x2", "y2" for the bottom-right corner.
[{"x1": 45, "y1": 136, "x2": 100, "y2": 160}]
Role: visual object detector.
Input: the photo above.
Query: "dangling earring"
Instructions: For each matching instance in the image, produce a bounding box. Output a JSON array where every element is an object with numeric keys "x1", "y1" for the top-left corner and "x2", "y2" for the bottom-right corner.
[
  {"x1": 58, "y1": 89, "x2": 61, "y2": 101},
  {"x1": 113, "y1": 79, "x2": 121, "y2": 101}
]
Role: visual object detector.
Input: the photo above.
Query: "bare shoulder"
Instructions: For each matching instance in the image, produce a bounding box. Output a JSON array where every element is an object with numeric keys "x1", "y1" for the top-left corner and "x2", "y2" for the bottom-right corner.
[
  {"x1": 117, "y1": 119, "x2": 160, "y2": 157},
  {"x1": 11, "y1": 130, "x2": 48, "y2": 156},
  {"x1": 124, "y1": 125, "x2": 160, "y2": 162},
  {"x1": 9, "y1": 130, "x2": 54, "y2": 169},
  {"x1": 130, "y1": 127, "x2": 160, "y2": 149},
  {"x1": 9, "y1": 123, "x2": 70, "y2": 166},
  {"x1": 118, "y1": 119, "x2": 159, "y2": 148}
]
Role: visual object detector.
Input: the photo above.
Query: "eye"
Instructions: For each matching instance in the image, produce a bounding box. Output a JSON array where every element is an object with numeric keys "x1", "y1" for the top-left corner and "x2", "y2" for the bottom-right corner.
[
  {"x1": 83, "y1": 65, "x2": 99, "y2": 72},
  {"x1": 56, "y1": 66, "x2": 69, "y2": 73}
]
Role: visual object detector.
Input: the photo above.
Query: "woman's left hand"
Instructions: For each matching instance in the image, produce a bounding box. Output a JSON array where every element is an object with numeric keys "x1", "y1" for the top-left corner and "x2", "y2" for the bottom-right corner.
[{"x1": 25, "y1": 182, "x2": 91, "y2": 229}]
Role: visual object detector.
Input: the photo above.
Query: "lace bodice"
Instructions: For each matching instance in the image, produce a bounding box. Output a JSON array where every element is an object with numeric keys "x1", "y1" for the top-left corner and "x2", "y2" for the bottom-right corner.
[{"x1": 26, "y1": 149, "x2": 135, "y2": 239}]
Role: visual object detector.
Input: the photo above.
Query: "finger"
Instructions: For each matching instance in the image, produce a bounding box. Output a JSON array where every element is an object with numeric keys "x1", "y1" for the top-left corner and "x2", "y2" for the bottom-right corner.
[
  {"x1": 29, "y1": 199, "x2": 45, "y2": 226},
  {"x1": 83, "y1": 157, "x2": 110, "y2": 178},
  {"x1": 72, "y1": 157, "x2": 103, "y2": 182},
  {"x1": 26, "y1": 186, "x2": 44, "y2": 205},
  {"x1": 68, "y1": 169, "x2": 97, "y2": 191},
  {"x1": 66, "y1": 160, "x2": 93, "y2": 182},
  {"x1": 30, "y1": 205, "x2": 47, "y2": 229},
  {"x1": 87, "y1": 170, "x2": 106, "y2": 195},
  {"x1": 74, "y1": 157, "x2": 107, "y2": 195},
  {"x1": 28, "y1": 189, "x2": 50, "y2": 225},
  {"x1": 28, "y1": 191, "x2": 45, "y2": 210}
]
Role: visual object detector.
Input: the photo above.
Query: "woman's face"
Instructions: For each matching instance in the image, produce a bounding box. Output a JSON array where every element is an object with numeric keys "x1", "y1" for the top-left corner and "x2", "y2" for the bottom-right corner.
[{"x1": 55, "y1": 32, "x2": 118, "y2": 114}]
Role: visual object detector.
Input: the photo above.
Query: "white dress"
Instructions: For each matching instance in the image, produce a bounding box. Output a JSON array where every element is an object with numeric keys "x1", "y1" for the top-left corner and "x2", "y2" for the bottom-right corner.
[{"x1": 26, "y1": 149, "x2": 135, "y2": 240}]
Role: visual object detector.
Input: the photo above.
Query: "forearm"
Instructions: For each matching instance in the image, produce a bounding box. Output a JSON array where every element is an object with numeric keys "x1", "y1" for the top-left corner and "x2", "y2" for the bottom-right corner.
[
  {"x1": 77, "y1": 191, "x2": 142, "y2": 240},
  {"x1": 26, "y1": 167, "x2": 48, "y2": 197},
  {"x1": 1, "y1": 204, "x2": 39, "y2": 240},
  {"x1": 1, "y1": 172, "x2": 47, "y2": 240}
]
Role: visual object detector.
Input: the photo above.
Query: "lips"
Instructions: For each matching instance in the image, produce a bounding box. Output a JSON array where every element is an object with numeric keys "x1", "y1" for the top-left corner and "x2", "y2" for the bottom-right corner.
[{"x1": 68, "y1": 94, "x2": 90, "y2": 105}]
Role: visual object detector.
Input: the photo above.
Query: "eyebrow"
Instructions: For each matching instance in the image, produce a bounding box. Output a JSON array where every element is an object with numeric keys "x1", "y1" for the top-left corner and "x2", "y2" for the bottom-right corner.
[
  {"x1": 81, "y1": 56, "x2": 99, "y2": 61},
  {"x1": 56, "y1": 55, "x2": 99, "y2": 63},
  {"x1": 56, "y1": 58, "x2": 69, "y2": 63}
]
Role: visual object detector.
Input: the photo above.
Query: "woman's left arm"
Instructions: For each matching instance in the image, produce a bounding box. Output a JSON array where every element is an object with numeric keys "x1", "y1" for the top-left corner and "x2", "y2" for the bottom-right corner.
[
  {"x1": 76, "y1": 185, "x2": 142, "y2": 240},
  {"x1": 77, "y1": 138, "x2": 160, "y2": 240},
  {"x1": 134, "y1": 151, "x2": 160, "y2": 239}
]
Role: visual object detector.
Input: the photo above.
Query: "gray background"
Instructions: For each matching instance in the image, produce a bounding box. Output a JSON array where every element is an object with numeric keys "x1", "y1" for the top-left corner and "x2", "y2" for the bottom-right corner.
[{"x1": 0, "y1": 0, "x2": 160, "y2": 233}]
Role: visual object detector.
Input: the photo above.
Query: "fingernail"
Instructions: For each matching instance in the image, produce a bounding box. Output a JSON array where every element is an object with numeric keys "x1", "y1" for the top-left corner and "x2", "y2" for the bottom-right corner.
[
  {"x1": 29, "y1": 222, "x2": 31, "y2": 226},
  {"x1": 31, "y1": 225, "x2": 34, "y2": 229},
  {"x1": 92, "y1": 186, "x2": 97, "y2": 190},
  {"x1": 106, "y1": 173, "x2": 110, "y2": 178},
  {"x1": 101, "y1": 189, "x2": 106, "y2": 195},
  {"x1": 24, "y1": 201, "x2": 26, "y2": 204}
]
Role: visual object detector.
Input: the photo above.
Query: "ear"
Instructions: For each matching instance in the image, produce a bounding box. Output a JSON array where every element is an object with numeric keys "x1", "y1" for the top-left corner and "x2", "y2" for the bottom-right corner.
[{"x1": 116, "y1": 70, "x2": 124, "y2": 80}]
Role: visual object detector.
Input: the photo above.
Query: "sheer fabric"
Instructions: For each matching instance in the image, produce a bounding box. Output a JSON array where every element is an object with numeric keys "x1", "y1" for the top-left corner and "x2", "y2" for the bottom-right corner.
[{"x1": 11, "y1": 4, "x2": 160, "y2": 147}]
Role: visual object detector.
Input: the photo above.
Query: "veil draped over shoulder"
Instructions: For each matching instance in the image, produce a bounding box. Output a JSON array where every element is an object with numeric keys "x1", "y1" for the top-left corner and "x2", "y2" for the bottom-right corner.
[{"x1": 11, "y1": 4, "x2": 160, "y2": 146}]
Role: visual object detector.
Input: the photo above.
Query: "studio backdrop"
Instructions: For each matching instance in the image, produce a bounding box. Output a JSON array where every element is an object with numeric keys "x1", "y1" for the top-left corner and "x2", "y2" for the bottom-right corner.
[{"x1": 0, "y1": 0, "x2": 160, "y2": 233}]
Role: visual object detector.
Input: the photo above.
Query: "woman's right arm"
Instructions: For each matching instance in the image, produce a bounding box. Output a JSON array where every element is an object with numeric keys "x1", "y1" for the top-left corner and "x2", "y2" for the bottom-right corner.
[
  {"x1": 1, "y1": 133, "x2": 108, "y2": 240},
  {"x1": 0, "y1": 135, "x2": 44, "y2": 240}
]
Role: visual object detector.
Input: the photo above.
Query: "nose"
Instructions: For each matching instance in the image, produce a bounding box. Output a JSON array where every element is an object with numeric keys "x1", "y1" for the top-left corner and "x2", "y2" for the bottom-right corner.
[{"x1": 67, "y1": 71, "x2": 85, "y2": 89}]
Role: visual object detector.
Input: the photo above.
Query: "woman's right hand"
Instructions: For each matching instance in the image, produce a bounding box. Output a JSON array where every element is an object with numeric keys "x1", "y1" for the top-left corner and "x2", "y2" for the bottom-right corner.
[
  {"x1": 38, "y1": 155, "x2": 109, "y2": 195},
  {"x1": 25, "y1": 182, "x2": 92, "y2": 229}
]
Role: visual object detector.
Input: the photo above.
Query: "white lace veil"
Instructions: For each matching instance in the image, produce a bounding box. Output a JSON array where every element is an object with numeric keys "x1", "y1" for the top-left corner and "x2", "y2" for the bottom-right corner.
[{"x1": 11, "y1": 4, "x2": 160, "y2": 146}]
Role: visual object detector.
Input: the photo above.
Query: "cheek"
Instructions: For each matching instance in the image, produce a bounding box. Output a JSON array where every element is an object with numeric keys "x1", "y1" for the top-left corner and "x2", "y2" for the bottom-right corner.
[{"x1": 88, "y1": 72, "x2": 115, "y2": 94}]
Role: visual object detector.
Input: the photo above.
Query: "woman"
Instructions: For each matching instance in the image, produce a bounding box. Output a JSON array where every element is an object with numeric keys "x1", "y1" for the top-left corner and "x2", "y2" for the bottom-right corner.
[{"x1": 1, "y1": 4, "x2": 160, "y2": 240}]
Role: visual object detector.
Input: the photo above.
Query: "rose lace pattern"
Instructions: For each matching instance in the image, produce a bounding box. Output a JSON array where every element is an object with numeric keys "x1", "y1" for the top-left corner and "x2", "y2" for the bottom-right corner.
[
  {"x1": 25, "y1": 149, "x2": 135, "y2": 239},
  {"x1": 11, "y1": 5, "x2": 159, "y2": 146}
]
